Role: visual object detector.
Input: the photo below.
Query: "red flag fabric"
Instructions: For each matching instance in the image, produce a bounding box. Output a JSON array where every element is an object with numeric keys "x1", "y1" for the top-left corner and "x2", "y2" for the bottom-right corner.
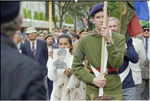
[{"x1": 128, "y1": 13, "x2": 142, "y2": 37}]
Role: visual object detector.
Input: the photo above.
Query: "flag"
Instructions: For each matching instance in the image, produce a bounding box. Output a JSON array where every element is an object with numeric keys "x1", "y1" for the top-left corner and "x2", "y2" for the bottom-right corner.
[
  {"x1": 108, "y1": 1, "x2": 143, "y2": 37},
  {"x1": 118, "y1": 2, "x2": 142, "y2": 37},
  {"x1": 119, "y1": 1, "x2": 141, "y2": 37},
  {"x1": 128, "y1": 13, "x2": 142, "y2": 37},
  {"x1": 134, "y1": 1, "x2": 149, "y2": 21}
]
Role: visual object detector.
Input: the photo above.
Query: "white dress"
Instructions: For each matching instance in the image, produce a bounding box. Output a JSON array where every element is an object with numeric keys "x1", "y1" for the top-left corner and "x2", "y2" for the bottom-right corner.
[
  {"x1": 47, "y1": 52, "x2": 85, "y2": 100},
  {"x1": 47, "y1": 56, "x2": 65, "y2": 100}
]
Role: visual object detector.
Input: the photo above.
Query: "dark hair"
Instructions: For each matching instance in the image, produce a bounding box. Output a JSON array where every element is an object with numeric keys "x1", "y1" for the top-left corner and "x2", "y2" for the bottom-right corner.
[
  {"x1": 57, "y1": 34, "x2": 72, "y2": 52},
  {"x1": 72, "y1": 33, "x2": 79, "y2": 39}
]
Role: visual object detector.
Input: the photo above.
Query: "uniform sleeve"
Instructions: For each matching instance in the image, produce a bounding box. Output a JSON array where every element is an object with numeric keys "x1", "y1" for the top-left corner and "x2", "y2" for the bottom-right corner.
[
  {"x1": 107, "y1": 33, "x2": 126, "y2": 68},
  {"x1": 72, "y1": 57, "x2": 95, "y2": 84},
  {"x1": 126, "y1": 38, "x2": 139, "y2": 63},
  {"x1": 72, "y1": 40, "x2": 95, "y2": 84}
]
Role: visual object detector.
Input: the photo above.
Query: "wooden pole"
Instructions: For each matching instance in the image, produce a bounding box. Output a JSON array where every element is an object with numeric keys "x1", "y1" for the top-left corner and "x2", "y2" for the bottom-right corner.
[
  {"x1": 99, "y1": 1, "x2": 107, "y2": 97},
  {"x1": 101, "y1": 1, "x2": 107, "y2": 78},
  {"x1": 49, "y1": 1, "x2": 52, "y2": 32}
]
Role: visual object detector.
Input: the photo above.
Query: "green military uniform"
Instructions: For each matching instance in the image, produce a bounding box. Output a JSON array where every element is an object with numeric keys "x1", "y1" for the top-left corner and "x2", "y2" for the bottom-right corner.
[{"x1": 72, "y1": 29, "x2": 125, "y2": 100}]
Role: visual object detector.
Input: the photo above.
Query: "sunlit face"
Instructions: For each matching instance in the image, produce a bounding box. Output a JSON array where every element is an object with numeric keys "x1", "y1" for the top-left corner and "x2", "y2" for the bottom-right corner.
[
  {"x1": 46, "y1": 37, "x2": 53, "y2": 45},
  {"x1": 27, "y1": 32, "x2": 37, "y2": 40},
  {"x1": 142, "y1": 28, "x2": 149, "y2": 38},
  {"x1": 108, "y1": 20, "x2": 119, "y2": 33},
  {"x1": 58, "y1": 38, "x2": 71, "y2": 49},
  {"x1": 92, "y1": 11, "x2": 109, "y2": 30}
]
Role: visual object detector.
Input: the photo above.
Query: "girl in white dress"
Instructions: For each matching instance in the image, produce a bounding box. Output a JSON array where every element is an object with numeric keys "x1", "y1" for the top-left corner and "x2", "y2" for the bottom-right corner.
[{"x1": 47, "y1": 34, "x2": 73, "y2": 100}]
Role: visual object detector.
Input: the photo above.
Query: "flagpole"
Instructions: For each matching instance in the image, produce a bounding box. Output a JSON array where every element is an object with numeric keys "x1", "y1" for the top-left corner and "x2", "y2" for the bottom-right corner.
[
  {"x1": 49, "y1": 1, "x2": 52, "y2": 32},
  {"x1": 99, "y1": 1, "x2": 107, "y2": 96}
]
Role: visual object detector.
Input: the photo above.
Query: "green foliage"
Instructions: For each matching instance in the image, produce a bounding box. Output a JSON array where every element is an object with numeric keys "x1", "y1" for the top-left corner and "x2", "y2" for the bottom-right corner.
[
  {"x1": 22, "y1": 8, "x2": 48, "y2": 21},
  {"x1": 26, "y1": 9, "x2": 31, "y2": 19},
  {"x1": 53, "y1": 1, "x2": 121, "y2": 29},
  {"x1": 65, "y1": 16, "x2": 73, "y2": 24},
  {"x1": 55, "y1": 15, "x2": 59, "y2": 22},
  {"x1": 45, "y1": 17, "x2": 49, "y2": 21},
  {"x1": 39, "y1": 12, "x2": 45, "y2": 20},
  {"x1": 34, "y1": 11, "x2": 39, "y2": 20},
  {"x1": 22, "y1": 8, "x2": 27, "y2": 18},
  {"x1": 55, "y1": 1, "x2": 74, "y2": 28},
  {"x1": 108, "y1": 2, "x2": 121, "y2": 20}
]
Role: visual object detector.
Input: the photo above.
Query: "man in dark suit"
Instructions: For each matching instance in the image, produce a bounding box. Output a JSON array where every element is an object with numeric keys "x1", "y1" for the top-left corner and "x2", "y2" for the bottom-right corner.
[
  {"x1": 21, "y1": 27, "x2": 48, "y2": 75},
  {"x1": 1, "y1": 2, "x2": 46, "y2": 100},
  {"x1": 21, "y1": 26, "x2": 49, "y2": 99}
]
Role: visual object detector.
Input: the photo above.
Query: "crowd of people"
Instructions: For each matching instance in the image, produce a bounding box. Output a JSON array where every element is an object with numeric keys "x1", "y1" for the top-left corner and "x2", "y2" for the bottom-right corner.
[{"x1": 1, "y1": 1, "x2": 149, "y2": 100}]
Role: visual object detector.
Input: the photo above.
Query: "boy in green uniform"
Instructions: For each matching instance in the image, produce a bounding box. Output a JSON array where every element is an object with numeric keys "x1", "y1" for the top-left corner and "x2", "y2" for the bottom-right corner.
[{"x1": 72, "y1": 3, "x2": 125, "y2": 100}]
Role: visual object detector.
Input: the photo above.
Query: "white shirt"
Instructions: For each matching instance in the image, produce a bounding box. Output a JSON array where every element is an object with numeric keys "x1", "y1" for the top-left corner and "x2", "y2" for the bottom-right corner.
[
  {"x1": 47, "y1": 46, "x2": 53, "y2": 52},
  {"x1": 128, "y1": 38, "x2": 146, "y2": 85},
  {"x1": 30, "y1": 39, "x2": 37, "y2": 51}
]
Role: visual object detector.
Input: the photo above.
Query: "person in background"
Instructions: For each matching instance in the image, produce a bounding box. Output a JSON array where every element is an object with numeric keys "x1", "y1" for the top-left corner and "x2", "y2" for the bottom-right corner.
[
  {"x1": 45, "y1": 34, "x2": 54, "y2": 55},
  {"x1": 108, "y1": 17, "x2": 139, "y2": 100},
  {"x1": 140, "y1": 21, "x2": 150, "y2": 100},
  {"x1": 37, "y1": 30, "x2": 45, "y2": 40},
  {"x1": 43, "y1": 30, "x2": 49, "y2": 35},
  {"x1": 68, "y1": 26, "x2": 73, "y2": 32},
  {"x1": 72, "y1": 27, "x2": 89, "y2": 55},
  {"x1": 21, "y1": 27, "x2": 48, "y2": 69},
  {"x1": 78, "y1": 27, "x2": 89, "y2": 38},
  {"x1": 63, "y1": 25, "x2": 68, "y2": 30},
  {"x1": 52, "y1": 31, "x2": 59, "y2": 48},
  {"x1": 44, "y1": 33, "x2": 54, "y2": 100},
  {"x1": 1, "y1": 2, "x2": 46, "y2": 100},
  {"x1": 47, "y1": 34, "x2": 73, "y2": 100},
  {"x1": 21, "y1": 30, "x2": 28, "y2": 43},
  {"x1": 72, "y1": 3, "x2": 125, "y2": 100},
  {"x1": 21, "y1": 27, "x2": 49, "y2": 98},
  {"x1": 72, "y1": 33, "x2": 79, "y2": 43},
  {"x1": 13, "y1": 30, "x2": 23, "y2": 53},
  {"x1": 127, "y1": 21, "x2": 147, "y2": 100}
]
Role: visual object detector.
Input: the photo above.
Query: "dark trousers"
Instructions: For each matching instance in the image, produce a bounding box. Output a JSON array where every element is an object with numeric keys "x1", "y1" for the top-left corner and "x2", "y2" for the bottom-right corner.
[{"x1": 47, "y1": 78, "x2": 53, "y2": 100}]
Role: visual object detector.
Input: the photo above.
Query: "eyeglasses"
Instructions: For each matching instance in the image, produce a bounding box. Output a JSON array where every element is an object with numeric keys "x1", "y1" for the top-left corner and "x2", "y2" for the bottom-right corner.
[{"x1": 143, "y1": 29, "x2": 149, "y2": 32}]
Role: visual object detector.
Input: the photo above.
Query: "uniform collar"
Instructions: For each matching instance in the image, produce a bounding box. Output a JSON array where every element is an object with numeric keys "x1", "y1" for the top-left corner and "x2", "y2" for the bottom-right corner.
[
  {"x1": 91, "y1": 29, "x2": 99, "y2": 35},
  {"x1": 90, "y1": 29, "x2": 102, "y2": 38}
]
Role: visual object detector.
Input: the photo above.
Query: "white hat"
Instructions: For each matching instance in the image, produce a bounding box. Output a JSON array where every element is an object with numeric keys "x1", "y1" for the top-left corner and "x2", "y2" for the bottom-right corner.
[{"x1": 25, "y1": 27, "x2": 37, "y2": 34}]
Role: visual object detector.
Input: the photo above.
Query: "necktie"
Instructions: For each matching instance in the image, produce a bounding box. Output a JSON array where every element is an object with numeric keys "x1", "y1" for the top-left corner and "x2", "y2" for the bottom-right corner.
[
  {"x1": 32, "y1": 42, "x2": 36, "y2": 59},
  {"x1": 145, "y1": 38, "x2": 148, "y2": 55}
]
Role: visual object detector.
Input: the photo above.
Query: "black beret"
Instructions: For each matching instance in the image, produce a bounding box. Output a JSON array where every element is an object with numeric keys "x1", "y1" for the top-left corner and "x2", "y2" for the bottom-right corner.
[
  {"x1": 1, "y1": 1, "x2": 20, "y2": 23},
  {"x1": 89, "y1": 3, "x2": 104, "y2": 17}
]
